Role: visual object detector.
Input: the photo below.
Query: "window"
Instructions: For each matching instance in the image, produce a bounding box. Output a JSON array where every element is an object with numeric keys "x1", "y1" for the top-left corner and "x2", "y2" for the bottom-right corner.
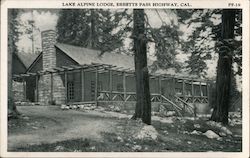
[
  {"x1": 68, "y1": 81, "x2": 74, "y2": 100},
  {"x1": 91, "y1": 81, "x2": 95, "y2": 100}
]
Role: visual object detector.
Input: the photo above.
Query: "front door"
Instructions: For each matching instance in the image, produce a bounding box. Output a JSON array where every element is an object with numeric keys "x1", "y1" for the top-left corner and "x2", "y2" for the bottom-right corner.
[{"x1": 67, "y1": 81, "x2": 74, "y2": 102}]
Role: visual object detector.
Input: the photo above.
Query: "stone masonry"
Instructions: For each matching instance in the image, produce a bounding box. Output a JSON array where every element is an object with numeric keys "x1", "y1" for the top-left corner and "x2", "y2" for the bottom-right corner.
[{"x1": 38, "y1": 30, "x2": 65, "y2": 104}]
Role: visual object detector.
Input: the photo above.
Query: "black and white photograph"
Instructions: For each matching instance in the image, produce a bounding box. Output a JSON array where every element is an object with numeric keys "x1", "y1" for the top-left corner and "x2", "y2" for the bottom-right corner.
[{"x1": 1, "y1": 0, "x2": 249, "y2": 157}]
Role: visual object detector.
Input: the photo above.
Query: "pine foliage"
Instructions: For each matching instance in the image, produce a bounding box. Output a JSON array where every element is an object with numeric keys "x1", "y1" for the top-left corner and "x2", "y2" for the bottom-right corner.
[{"x1": 56, "y1": 9, "x2": 129, "y2": 53}]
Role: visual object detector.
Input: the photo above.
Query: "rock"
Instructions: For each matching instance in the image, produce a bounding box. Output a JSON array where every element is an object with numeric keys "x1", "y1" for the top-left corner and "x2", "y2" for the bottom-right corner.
[
  {"x1": 84, "y1": 107, "x2": 91, "y2": 110},
  {"x1": 165, "y1": 111, "x2": 176, "y2": 117},
  {"x1": 221, "y1": 127, "x2": 232, "y2": 135},
  {"x1": 78, "y1": 105, "x2": 85, "y2": 109},
  {"x1": 114, "y1": 106, "x2": 121, "y2": 112},
  {"x1": 73, "y1": 149, "x2": 82, "y2": 152},
  {"x1": 117, "y1": 136, "x2": 124, "y2": 142},
  {"x1": 203, "y1": 130, "x2": 220, "y2": 139},
  {"x1": 187, "y1": 141, "x2": 192, "y2": 144},
  {"x1": 32, "y1": 126, "x2": 38, "y2": 130},
  {"x1": 23, "y1": 116, "x2": 29, "y2": 120},
  {"x1": 90, "y1": 146, "x2": 96, "y2": 150},
  {"x1": 182, "y1": 131, "x2": 189, "y2": 134},
  {"x1": 96, "y1": 107, "x2": 105, "y2": 112},
  {"x1": 84, "y1": 106, "x2": 96, "y2": 110},
  {"x1": 190, "y1": 130, "x2": 202, "y2": 135},
  {"x1": 54, "y1": 145, "x2": 65, "y2": 151},
  {"x1": 219, "y1": 132, "x2": 227, "y2": 137},
  {"x1": 206, "y1": 121, "x2": 232, "y2": 135},
  {"x1": 160, "y1": 118, "x2": 174, "y2": 124},
  {"x1": 109, "y1": 105, "x2": 115, "y2": 109},
  {"x1": 216, "y1": 137, "x2": 223, "y2": 141},
  {"x1": 163, "y1": 130, "x2": 168, "y2": 134},
  {"x1": 194, "y1": 124, "x2": 201, "y2": 128},
  {"x1": 132, "y1": 145, "x2": 142, "y2": 151},
  {"x1": 65, "y1": 106, "x2": 70, "y2": 110},
  {"x1": 68, "y1": 105, "x2": 77, "y2": 109}
]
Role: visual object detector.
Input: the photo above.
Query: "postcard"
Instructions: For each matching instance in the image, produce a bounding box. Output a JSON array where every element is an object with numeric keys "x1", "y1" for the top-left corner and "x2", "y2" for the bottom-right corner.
[{"x1": 1, "y1": 0, "x2": 249, "y2": 157}]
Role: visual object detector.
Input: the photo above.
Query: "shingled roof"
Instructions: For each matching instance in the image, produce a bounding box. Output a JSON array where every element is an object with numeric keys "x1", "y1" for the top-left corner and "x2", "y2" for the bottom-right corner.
[
  {"x1": 55, "y1": 43, "x2": 153, "y2": 70},
  {"x1": 15, "y1": 51, "x2": 40, "y2": 69}
]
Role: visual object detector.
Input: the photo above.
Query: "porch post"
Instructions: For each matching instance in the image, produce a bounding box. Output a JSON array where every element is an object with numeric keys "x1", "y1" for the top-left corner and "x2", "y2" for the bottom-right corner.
[
  {"x1": 182, "y1": 79, "x2": 185, "y2": 96},
  {"x1": 207, "y1": 81, "x2": 210, "y2": 104},
  {"x1": 23, "y1": 77, "x2": 26, "y2": 101},
  {"x1": 172, "y1": 77, "x2": 176, "y2": 97},
  {"x1": 109, "y1": 69, "x2": 112, "y2": 100},
  {"x1": 191, "y1": 80, "x2": 194, "y2": 103},
  {"x1": 191, "y1": 80, "x2": 196, "y2": 117},
  {"x1": 199, "y1": 81, "x2": 202, "y2": 96},
  {"x1": 123, "y1": 71, "x2": 126, "y2": 101},
  {"x1": 158, "y1": 76, "x2": 162, "y2": 94},
  {"x1": 50, "y1": 72, "x2": 53, "y2": 103},
  {"x1": 36, "y1": 75, "x2": 39, "y2": 102},
  {"x1": 94, "y1": 68, "x2": 98, "y2": 104},
  {"x1": 81, "y1": 69, "x2": 85, "y2": 101},
  {"x1": 158, "y1": 76, "x2": 162, "y2": 102},
  {"x1": 64, "y1": 71, "x2": 67, "y2": 104}
]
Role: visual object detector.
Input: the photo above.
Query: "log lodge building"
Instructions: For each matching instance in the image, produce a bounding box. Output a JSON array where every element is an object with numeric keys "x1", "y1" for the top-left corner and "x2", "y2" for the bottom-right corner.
[{"x1": 13, "y1": 30, "x2": 212, "y2": 115}]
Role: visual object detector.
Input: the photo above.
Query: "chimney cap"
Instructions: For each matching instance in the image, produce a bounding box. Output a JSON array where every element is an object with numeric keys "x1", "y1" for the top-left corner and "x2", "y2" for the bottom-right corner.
[{"x1": 41, "y1": 29, "x2": 56, "y2": 34}]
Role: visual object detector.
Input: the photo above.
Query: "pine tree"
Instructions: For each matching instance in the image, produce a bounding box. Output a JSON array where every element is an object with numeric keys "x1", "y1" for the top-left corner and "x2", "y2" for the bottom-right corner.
[
  {"x1": 210, "y1": 9, "x2": 236, "y2": 125},
  {"x1": 177, "y1": 9, "x2": 218, "y2": 77},
  {"x1": 177, "y1": 9, "x2": 242, "y2": 78},
  {"x1": 8, "y1": 9, "x2": 20, "y2": 118},
  {"x1": 131, "y1": 9, "x2": 151, "y2": 125},
  {"x1": 147, "y1": 21, "x2": 181, "y2": 72},
  {"x1": 56, "y1": 9, "x2": 127, "y2": 53}
]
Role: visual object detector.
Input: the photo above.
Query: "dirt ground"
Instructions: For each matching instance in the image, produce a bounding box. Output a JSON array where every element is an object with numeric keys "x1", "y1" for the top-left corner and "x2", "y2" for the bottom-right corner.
[
  {"x1": 8, "y1": 106, "x2": 242, "y2": 152},
  {"x1": 8, "y1": 106, "x2": 117, "y2": 150}
]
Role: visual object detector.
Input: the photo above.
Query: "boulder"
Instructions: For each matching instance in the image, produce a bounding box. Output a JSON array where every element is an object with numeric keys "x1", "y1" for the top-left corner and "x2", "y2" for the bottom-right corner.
[{"x1": 203, "y1": 130, "x2": 220, "y2": 139}]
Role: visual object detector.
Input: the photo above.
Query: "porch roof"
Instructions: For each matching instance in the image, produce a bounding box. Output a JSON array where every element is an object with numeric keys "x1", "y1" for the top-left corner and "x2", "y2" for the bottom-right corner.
[{"x1": 13, "y1": 63, "x2": 212, "y2": 84}]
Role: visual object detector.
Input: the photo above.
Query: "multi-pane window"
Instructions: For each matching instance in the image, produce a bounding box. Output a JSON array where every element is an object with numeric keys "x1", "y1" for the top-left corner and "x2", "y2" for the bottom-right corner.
[
  {"x1": 68, "y1": 81, "x2": 74, "y2": 100},
  {"x1": 91, "y1": 81, "x2": 95, "y2": 100}
]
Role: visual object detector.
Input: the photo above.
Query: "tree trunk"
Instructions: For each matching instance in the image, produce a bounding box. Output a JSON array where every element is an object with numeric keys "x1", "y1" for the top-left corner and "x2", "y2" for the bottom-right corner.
[
  {"x1": 88, "y1": 9, "x2": 96, "y2": 49},
  {"x1": 8, "y1": 9, "x2": 19, "y2": 118},
  {"x1": 131, "y1": 9, "x2": 151, "y2": 125},
  {"x1": 210, "y1": 9, "x2": 236, "y2": 125}
]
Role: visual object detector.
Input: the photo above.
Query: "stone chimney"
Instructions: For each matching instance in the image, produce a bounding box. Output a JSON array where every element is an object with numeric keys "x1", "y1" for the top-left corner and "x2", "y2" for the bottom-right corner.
[{"x1": 41, "y1": 30, "x2": 57, "y2": 70}]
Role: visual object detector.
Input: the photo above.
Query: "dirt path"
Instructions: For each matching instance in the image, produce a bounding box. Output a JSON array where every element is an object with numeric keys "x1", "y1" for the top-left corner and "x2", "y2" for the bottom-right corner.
[{"x1": 8, "y1": 106, "x2": 117, "y2": 150}]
